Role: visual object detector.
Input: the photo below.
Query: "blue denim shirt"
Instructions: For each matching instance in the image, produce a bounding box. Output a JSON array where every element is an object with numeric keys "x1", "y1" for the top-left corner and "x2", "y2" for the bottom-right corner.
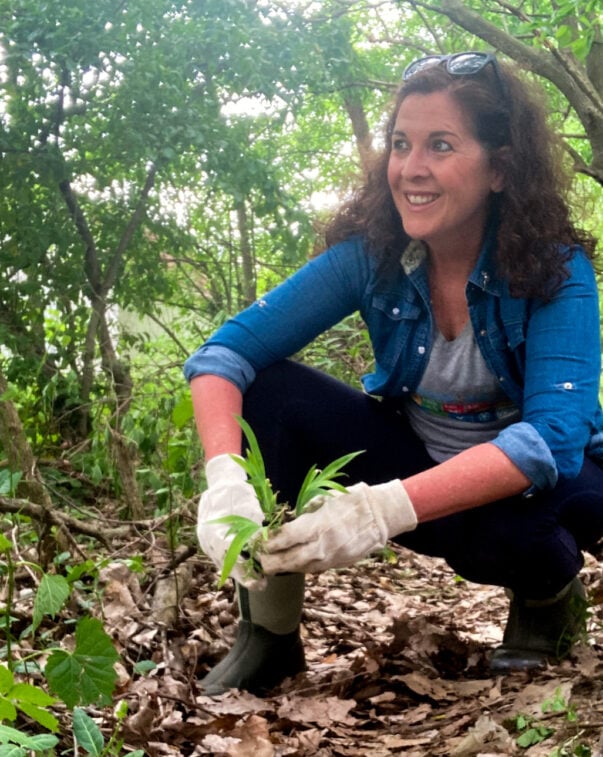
[{"x1": 184, "y1": 234, "x2": 603, "y2": 491}]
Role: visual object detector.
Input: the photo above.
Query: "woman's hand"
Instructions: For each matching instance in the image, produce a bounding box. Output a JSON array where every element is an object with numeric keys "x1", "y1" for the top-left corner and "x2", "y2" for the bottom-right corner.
[
  {"x1": 198, "y1": 454, "x2": 266, "y2": 589},
  {"x1": 260, "y1": 479, "x2": 417, "y2": 574}
]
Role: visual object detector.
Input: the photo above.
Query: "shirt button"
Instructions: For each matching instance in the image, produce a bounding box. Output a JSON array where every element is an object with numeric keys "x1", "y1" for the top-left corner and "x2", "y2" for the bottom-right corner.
[
  {"x1": 258, "y1": 299, "x2": 267, "y2": 308},
  {"x1": 480, "y1": 329, "x2": 487, "y2": 337},
  {"x1": 563, "y1": 382, "x2": 574, "y2": 390},
  {"x1": 418, "y1": 346, "x2": 425, "y2": 354},
  {"x1": 499, "y1": 376, "x2": 505, "y2": 382},
  {"x1": 392, "y1": 307, "x2": 400, "y2": 315},
  {"x1": 402, "y1": 386, "x2": 409, "y2": 392}
]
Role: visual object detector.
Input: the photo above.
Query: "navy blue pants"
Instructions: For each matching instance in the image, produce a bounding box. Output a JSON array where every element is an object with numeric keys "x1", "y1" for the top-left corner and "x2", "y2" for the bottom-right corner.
[{"x1": 243, "y1": 360, "x2": 603, "y2": 599}]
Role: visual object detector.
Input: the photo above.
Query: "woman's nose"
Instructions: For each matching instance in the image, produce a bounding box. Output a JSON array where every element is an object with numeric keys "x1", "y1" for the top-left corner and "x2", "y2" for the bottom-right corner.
[{"x1": 401, "y1": 148, "x2": 429, "y2": 179}]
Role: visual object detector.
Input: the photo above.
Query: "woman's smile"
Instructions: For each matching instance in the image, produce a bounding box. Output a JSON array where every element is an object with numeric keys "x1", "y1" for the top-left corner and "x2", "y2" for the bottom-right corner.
[{"x1": 405, "y1": 192, "x2": 440, "y2": 207}]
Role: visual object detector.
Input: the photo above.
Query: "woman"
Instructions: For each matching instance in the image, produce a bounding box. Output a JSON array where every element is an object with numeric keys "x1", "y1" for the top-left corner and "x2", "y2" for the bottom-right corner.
[{"x1": 184, "y1": 52, "x2": 603, "y2": 695}]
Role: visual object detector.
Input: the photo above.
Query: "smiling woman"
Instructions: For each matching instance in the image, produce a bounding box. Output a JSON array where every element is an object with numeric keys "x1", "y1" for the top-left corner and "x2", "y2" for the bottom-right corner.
[
  {"x1": 387, "y1": 90, "x2": 504, "y2": 266},
  {"x1": 184, "y1": 52, "x2": 603, "y2": 696}
]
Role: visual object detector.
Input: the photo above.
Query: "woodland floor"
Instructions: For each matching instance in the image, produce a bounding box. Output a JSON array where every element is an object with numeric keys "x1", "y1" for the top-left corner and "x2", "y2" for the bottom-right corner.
[
  {"x1": 99, "y1": 528, "x2": 603, "y2": 757},
  {"x1": 9, "y1": 520, "x2": 603, "y2": 756}
]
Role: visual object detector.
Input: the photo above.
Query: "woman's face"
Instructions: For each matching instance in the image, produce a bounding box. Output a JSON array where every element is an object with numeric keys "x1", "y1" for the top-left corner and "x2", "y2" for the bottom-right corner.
[{"x1": 387, "y1": 90, "x2": 503, "y2": 257}]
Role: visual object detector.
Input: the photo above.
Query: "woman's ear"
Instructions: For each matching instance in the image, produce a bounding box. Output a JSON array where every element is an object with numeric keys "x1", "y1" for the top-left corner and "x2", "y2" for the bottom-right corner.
[{"x1": 490, "y1": 171, "x2": 505, "y2": 193}]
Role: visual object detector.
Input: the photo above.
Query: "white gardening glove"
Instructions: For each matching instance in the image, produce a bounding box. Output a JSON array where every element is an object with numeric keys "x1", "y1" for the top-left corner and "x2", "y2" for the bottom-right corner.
[
  {"x1": 198, "y1": 454, "x2": 266, "y2": 590},
  {"x1": 260, "y1": 479, "x2": 417, "y2": 575}
]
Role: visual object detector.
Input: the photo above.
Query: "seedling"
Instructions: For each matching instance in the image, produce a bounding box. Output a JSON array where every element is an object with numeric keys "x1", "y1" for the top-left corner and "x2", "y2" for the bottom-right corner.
[{"x1": 209, "y1": 416, "x2": 363, "y2": 585}]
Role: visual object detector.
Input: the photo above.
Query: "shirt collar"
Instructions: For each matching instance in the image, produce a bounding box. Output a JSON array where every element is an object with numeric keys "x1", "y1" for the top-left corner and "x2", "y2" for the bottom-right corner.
[
  {"x1": 469, "y1": 220, "x2": 504, "y2": 296},
  {"x1": 399, "y1": 219, "x2": 505, "y2": 296},
  {"x1": 400, "y1": 239, "x2": 428, "y2": 275}
]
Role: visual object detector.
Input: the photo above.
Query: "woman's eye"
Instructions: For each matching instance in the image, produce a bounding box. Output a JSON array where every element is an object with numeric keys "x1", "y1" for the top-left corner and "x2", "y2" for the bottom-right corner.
[
  {"x1": 392, "y1": 137, "x2": 409, "y2": 151},
  {"x1": 432, "y1": 139, "x2": 452, "y2": 152}
]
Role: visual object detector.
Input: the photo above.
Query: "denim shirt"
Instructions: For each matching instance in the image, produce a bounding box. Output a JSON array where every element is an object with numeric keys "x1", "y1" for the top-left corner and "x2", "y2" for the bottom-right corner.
[{"x1": 184, "y1": 234, "x2": 603, "y2": 491}]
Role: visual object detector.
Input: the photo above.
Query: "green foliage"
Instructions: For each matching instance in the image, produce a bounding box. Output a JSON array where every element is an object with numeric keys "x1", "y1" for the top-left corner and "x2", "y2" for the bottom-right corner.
[
  {"x1": 294, "y1": 451, "x2": 364, "y2": 516},
  {"x1": 73, "y1": 708, "x2": 105, "y2": 756},
  {"x1": 0, "y1": 472, "x2": 22, "y2": 497},
  {"x1": 72, "y1": 703, "x2": 145, "y2": 757},
  {"x1": 1, "y1": 537, "x2": 128, "y2": 750},
  {"x1": 211, "y1": 416, "x2": 363, "y2": 586},
  {"x1": 230, "y1": 416, "x2": 280, "y2": 519},
  {"x1": 32, "y1": 574, "x2": 70, "y2": 633},
  {"x1": 217, "y1": 516, "x2": 268, "y2": 587},
  {"x1": 551, "y1": 745, "x2": 592, "y2": 757},
  {"x1": 507, "y1": 688, "x2": 584, "y2": 751},
  {"x1": 0, "y1": 665, "x2": 58, "y2": 733},
  {"x1": 45, "y1": 617, "x2": 120, "y2": 708},
  {"x1": 513, "y1": 713, "x2": 554, "y2": 748},
  {"x1": 0, "y1": 725, "x2": 59, "y2": 755}
]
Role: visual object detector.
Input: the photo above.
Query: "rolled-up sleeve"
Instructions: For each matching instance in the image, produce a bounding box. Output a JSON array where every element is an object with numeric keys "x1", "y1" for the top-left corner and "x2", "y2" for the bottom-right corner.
[
  {"x1": 491, "y1": 422, "x2": 558, "y2": 490},
  {"x1": 183, "y1": 345, "x2": 257, "y2": 393},
  {"x1": 493, "y1": 251, "x2": 601, "y2": 488}
]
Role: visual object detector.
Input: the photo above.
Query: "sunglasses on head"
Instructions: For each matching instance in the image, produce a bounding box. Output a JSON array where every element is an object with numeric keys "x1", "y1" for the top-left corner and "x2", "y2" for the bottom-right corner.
[{"x1": 403, "y1": 51, "x2": 508, "y2": 102}]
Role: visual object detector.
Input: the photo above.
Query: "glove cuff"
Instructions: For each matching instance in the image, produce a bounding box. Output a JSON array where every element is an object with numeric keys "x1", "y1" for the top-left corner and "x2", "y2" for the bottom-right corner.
[
  {"x1": 205, "y1": 453, "x2": 247, "y2": 487},
  {"x1": 371, "y1": 479, "x2": 418, "y2": 540}
]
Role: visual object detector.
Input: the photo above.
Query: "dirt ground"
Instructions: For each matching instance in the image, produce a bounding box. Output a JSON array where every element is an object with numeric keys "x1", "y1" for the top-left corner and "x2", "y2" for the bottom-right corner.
[{"x1": 104, "y1": 540, "x2": 603, "y2": 756}]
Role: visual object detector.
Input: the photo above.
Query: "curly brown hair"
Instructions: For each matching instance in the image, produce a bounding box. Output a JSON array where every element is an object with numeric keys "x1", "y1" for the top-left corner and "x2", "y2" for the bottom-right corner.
[{"x1": 324, "y1": 60, "x2": 597, "y2": 298}]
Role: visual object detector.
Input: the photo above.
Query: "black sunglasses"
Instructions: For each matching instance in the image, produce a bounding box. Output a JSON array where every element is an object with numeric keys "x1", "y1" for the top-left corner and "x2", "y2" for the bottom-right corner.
[{"x1": 403, "y1": 51, "x2": 508, "y2": 101}]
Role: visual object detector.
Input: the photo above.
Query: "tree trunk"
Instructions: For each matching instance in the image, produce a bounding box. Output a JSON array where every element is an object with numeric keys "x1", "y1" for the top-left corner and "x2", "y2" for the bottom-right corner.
[
  {"x1": 0, "y1": 367, "x2": 57, "y2": 564},
  {"x1": 236, "y1": 199, "x2": 257, "y2": 307}
]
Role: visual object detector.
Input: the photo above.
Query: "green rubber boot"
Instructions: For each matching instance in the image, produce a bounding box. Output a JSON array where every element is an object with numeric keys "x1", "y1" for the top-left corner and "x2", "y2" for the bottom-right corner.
[
  {"x1": 489, "y1": 577, "x2": 588, "y2": 673},
  {"x1": 200, "y1": 573, "x2": 306, "y2": 696}
]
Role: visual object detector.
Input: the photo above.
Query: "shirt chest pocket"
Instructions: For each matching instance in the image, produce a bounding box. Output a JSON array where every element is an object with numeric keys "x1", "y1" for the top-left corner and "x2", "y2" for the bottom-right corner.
[
  {"x1": 487, "y1": 321, "x2": 526, "y2": 352},
  {"x1": 371, "y1": 293, "x2": 421, "y2": 322},
  {"x1": 368, "y1": 293, "x2": 422, "y2": 369}
]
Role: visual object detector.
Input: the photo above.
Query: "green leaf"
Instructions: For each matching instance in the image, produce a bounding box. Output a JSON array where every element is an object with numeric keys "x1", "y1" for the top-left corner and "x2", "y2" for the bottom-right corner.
[
  {"x1": 44, "y1": 617, "x2": 119, "y2": 708},
  {"x1": 0, "y1": 744, "x2": 27, "y2": 757},
  {"x1": 232, "y1": 416, "x2": 278, "y2": 515},
  {"x1": 12, "y1": 685, "x2": 56, "y2": 710},
  {"x1": 0, "y1": 668, "x2": 58, "y2": 731},
  {"x1": 0, "y1": 725, "x2": 31, "y2": 747},
  {"x1": 14, "y1": 700, "x2": 59, "y2": 733},
  {"x1": 72, "y1": 707, "x2": 104, "y2": 756},
  {"x1": 0, "y1": 471, "x2": 22, "y2": 497},
  {"x1": 0, "y1": 666, "x2": 14, "y2": 694},
  {"x1": 208, "y1": 514, "x2": 261, "y2": 534},
  {"x1": 20, "y1": 734, "x2": 59, "y2": 750},
  {"x1": 216, "y1": 517, "x2": 263, "y2": 586},
  {"x1": 0, "y1": 534, "x2": 11, "y2": 553},
  {"x1": 554, "y1": 24, "x2": 573, "y2": 47},
  {"x1": 0, "y1": 698, "x2": 17, "y2": 723},
  {"x1": 295, "y1": 450, "x2": 364, "y2": 515},
  {"x1": 516, "y1": 726, "x2": 553, "y2": 747},
  {"x1": 0, "y1": 744, "x2": 25, "y2": 757},
  {"x1": 32, "y1": 574, "x2": 70, "y2": 632},
  {"x1": 133, "y1": 660, "x2": 157, "y2": 675},
  {"x1": 9, "y1": 682, "x2": 58, "y2": 730},
  {"x1": 0, "y1": 724, "x2": 58, "y2": 750},
  {"x1": 171, "y1": 394, "x2": 194, "y2": 429}
]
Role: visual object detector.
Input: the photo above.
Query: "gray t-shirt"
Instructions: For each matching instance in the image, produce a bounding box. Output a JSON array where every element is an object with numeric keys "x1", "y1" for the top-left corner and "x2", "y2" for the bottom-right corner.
[{"x1": 405, "y1": 322, "x2": 520, "y2": 462}]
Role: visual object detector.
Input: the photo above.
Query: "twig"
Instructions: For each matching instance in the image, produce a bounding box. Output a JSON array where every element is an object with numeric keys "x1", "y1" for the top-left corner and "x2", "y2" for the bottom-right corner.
[{"x1": 0, "y1": 496, "x2": 115, "y2": 546}]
